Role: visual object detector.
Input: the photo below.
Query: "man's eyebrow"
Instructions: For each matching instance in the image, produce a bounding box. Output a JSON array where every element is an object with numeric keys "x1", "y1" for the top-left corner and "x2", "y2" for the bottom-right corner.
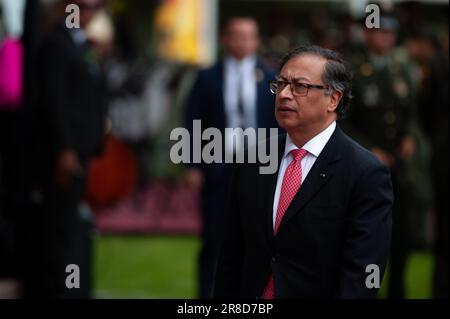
[{"x1": 276, "y1": 75, "x2": 311, "y2": 83}]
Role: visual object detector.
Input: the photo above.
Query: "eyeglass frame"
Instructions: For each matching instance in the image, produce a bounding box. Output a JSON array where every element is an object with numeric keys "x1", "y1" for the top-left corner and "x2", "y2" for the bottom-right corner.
[{"x1": 268, "y1": 79, "x2": 330, "y2": 97}]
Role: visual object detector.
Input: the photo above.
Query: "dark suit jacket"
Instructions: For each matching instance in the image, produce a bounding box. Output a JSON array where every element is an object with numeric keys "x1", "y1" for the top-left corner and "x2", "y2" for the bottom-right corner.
[
  {"x1": 35, "y1": 25, "x2": 107, "y2": 171},
  {"x1": 214, "y1": 125, "x2": 393, "y2": 298},
  {"x1": 185, "y1": 58, "x2": 278, "y2": 187}
]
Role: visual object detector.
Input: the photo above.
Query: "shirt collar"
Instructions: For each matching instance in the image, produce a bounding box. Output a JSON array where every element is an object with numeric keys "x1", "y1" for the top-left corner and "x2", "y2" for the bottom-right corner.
[
  {"x1": 225, "y1": 55, "x2": 257, "y2": 70},
  {"x1": 69, "y1": 28, "x2": 88, "y2": 47},
  {"x1": 284, "y1": 121, "x2": 336, "y2": 159}
]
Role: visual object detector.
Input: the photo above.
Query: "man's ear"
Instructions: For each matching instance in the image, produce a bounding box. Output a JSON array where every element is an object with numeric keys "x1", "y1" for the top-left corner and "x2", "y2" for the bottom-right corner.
[{"x1": 327, "y1": 90, "x2": 342, "y2": 113}]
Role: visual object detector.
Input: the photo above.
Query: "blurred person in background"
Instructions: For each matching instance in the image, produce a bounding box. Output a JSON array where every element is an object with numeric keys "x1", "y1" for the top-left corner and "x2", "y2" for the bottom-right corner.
[
  {"x1": 343, "y1": 11, "x2": 429, "y2": 299},
  {"x1": 27, "y1": 0, "x2": 107, "y2": 298},
  {"x1": 184, "y1": 16, "x2": 278, "y2": 298},
  {"x1": 407, "y1": 29, "x2": 449, "y2": 298},
  {"x1": 0, "y1": 0, "x2": 27, "y2": 298}
]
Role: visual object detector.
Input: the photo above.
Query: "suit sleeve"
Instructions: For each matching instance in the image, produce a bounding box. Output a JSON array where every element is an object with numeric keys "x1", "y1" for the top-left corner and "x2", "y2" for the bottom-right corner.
[
  {"x1": 40, "y1": 36, "x2": 74, "y2": 152},
  {"x1": 335, "y1": 161, "x2": 393, "y2": 298},
  {"x1": 213, "y1": 166, "x2": 245, "y2": 298}
]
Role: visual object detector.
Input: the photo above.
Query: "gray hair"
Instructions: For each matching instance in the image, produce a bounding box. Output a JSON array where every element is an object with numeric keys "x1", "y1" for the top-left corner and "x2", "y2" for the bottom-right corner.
[{"x1": 279, "y1": 45, "x2": 352, "y2": 119}]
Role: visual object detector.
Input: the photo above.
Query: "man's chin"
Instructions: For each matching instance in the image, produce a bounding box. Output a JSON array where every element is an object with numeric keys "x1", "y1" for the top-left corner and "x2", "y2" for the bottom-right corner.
[{"x1": 276, "y1": 120, "x2": 297, "y2": 132}]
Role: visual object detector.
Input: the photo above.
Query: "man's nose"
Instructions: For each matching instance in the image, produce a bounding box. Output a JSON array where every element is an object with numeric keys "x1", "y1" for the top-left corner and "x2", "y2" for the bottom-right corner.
[{"x1": 278, "y1": 83, "x2": 293, "y2": 99}]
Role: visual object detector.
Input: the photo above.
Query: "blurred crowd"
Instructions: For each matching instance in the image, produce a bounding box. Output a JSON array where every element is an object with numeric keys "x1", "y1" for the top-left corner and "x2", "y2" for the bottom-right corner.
[{"x1": 0, "y1": 0, "x2": 448, "y2": 299}]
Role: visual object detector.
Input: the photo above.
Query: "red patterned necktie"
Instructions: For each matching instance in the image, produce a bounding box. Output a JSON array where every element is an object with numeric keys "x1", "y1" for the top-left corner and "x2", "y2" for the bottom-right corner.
[{"x1": 262, "y1": 148, "x2": 308, "y2": 299}]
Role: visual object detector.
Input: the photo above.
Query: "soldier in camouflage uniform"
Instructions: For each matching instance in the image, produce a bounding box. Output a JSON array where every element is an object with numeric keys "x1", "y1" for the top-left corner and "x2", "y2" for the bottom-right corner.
[{"x1": 343, "y1": 14, "x2": 419, "y2": 299}]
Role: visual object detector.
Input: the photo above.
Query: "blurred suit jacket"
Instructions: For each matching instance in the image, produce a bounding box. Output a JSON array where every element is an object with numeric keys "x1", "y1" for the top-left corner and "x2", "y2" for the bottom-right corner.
[
  {"x1": 185, "y1": 59, "x2": 278, "y2": 188},
  {"x1": 214, "y1": 125, "x2": 393, "y2": 298},
  {"x1": 34, "y1": 24, "x2": 107, "y2": 175},
  {"x1": 185, "y1": 58, "x2": 279, "y2": 298},
  {"x1": 24, "y1": 24, "x2": 107, "y2": 298}
]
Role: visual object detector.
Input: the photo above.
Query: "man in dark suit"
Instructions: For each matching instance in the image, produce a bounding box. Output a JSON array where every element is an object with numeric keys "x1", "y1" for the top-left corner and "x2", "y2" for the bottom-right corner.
[
  {"x1": 214, "y1": 46, "x2": 393, "y2": 299},
  {"x1": 185, "y1": 16, "x2": 278, "y2": 298},
  {"x1": 27, "y1": 0, "x2": 106, "y2": 298}
]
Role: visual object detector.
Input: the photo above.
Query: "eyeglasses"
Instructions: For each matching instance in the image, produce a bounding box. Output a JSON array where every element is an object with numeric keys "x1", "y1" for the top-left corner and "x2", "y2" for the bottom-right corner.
[{"x1": 268, "y1": 79, "x2": 329, "y2": 97}]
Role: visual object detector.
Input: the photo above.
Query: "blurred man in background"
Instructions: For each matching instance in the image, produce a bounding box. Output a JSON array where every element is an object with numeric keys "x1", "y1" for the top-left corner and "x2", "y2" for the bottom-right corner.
[
  {"x1": 184, "y1": 16, "x2": 278, "y2": 298},
  {"x1": 343, "y1": 12, "x2": 427, "y2": 299},
  {"x1": 0, "y1": 0, "x2": 34, "y2": 298},
  {"x1": 27, "y1": 0, "x2": 107, "y2": 298},
  {"x1": 407, "y1": 29, "x2": 449, "y2": 298}
]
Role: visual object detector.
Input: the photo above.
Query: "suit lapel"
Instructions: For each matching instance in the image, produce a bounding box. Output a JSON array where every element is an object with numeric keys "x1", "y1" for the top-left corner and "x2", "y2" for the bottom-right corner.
[
  {"x1": 63, "y1": 27, "x2": 101, "y2": 80},
  {"x1": 257, "y1": 134, "x2": 286, "y2": 245},
  {"x1": 255, "y1": 61, "x2": 272, "y2": 128},
  {"x1": 216, "y1": 61, "x2": 226, "y2": 129},
  {"x1": 255, "y1": 61, "x2": 265, "y2": 118},
  {"x1": 276, "y1": 126, "x2": 343, "y2": 233}
]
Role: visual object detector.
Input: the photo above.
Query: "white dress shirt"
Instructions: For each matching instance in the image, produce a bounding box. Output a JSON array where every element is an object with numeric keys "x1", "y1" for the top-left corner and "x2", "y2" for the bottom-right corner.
[
  {"x1": 272, "y1": 121, "x2": 336, "y2": 228},
  {"x1": 223, "y1": 55, "x2": 257, "y2": 154}
]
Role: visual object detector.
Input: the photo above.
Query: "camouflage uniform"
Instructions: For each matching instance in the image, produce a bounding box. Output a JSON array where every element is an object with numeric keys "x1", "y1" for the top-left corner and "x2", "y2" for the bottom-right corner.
[{"x1": 343, "y1": 46, "x2": 432, "y2": 298}]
